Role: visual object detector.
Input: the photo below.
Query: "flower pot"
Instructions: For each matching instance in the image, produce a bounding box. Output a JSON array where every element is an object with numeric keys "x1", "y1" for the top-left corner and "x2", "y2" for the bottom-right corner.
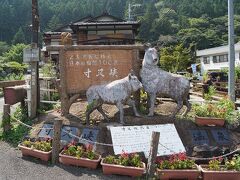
[
  {"x1": 156, "y1": 164, "x2": 201, "y2": 180},
  {"x1": 59, "y1": 151, "x2": 101, "y2": 169},
  {"x1": 199, "y1": 165, "x2": 240, "y2": 180},
  {"x1": 18, "y1": 145, "x2": 52, "y2": 161},
  {"x1": 101, "y1": 159, "x2": 146, "y2": 177},
  {"x1": 195, "y1": 116, "x2": 225, "y2": 126}
]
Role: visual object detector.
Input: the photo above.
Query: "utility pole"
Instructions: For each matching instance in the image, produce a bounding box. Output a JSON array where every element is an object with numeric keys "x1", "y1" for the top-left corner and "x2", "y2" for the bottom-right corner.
[
  {"x1": 30, "y1": 0, "x2": 40, "y2": 118},
  {"x1": 128, "y1": 3, "x2": 131, "y2": 21},
  {"x1": 228, "y1": 0, "x2": 235, "y2": 102}
]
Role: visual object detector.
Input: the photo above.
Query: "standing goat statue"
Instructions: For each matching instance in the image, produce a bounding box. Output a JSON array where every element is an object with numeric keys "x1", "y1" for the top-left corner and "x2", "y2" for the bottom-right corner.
[
  {"x1": 140, "y1": 45, "x2": 191, "y2": 117},
  {"x1": 85, "y1": 71, "x2": 142, "y2": 125}
]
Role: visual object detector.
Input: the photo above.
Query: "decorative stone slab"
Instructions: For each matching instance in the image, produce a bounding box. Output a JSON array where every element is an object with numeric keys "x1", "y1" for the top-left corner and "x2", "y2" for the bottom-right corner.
[
  {"x1": 210, "y1": 129, "x2": 231, "y2": 145},
  {"x1": 61, "y1": 125, "x2": 79, "y2": 142},
  {"x1": 38, "y1": 124, "x2": 53, "y2": 138},
  {"x1": 189, "y1": 130, "x2": 209, "y2": 145},
  {"x1": 38, "y1": 124, "x2": 79, "y2": 143},
  {"x1": 79, "y1": 128, "x2": 99, "y2": 145}
]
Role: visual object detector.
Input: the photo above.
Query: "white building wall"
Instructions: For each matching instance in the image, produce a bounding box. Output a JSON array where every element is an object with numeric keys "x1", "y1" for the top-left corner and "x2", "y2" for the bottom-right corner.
[{"x1": 197, "y1": 43, "x2": 240, "y2": 74}]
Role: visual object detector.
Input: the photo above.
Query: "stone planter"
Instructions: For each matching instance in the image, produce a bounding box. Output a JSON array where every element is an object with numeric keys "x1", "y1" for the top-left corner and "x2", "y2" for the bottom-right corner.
[
  {"x1": 199, "y1": 165, "x2": 240, "y2": 180},
  {"x1": 195, "y1": 116, "x2": 225, "y2": 126},
  {"x1": 59, "y1": 151, "x2": 101, "y2": 169},
  {"x1": 101, "y1": 159, "x2": 146, "y2": 177},
  {"x1": 18, "y1": 145, "x2": 52, "y2": 161},
  {"x1": 156, "y1": 165, "x2": 200, "y2": 180}
]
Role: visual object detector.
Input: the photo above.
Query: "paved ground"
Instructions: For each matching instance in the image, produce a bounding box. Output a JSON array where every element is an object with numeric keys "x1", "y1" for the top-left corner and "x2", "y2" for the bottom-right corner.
[{"x1": 0, "y1": 141, "x2": 132, "y2": 180}]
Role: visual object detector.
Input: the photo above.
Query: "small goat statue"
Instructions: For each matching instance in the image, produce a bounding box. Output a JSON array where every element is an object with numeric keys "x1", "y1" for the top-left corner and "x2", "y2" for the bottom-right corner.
[
  {"x1": 85, "y1": 71, "x2": 142, "y2": 124},
  {"x1": 140, "y1": 44, "x2": 191, "y2": 117}
]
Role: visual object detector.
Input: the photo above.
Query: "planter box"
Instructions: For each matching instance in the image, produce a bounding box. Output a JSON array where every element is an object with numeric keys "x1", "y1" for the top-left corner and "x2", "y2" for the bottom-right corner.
[
  {"x1": 156, "y1": 165, "x2": 200, "y2": 180},
  {"x1": 18, "y1": 145, "x2": 52, "y2": 161},
  {"x1": 59, "y1": 151, "x2": 101, "y2": 169},
  {"x1": 195, "y1": 116, "x2": 225, "y2": 126},
  {"x1": 101, "y1": 159, "x2": 145, "y2": 177},
  {"x1": 199, "y1": 165, "x2": 240, "y2": 180}
]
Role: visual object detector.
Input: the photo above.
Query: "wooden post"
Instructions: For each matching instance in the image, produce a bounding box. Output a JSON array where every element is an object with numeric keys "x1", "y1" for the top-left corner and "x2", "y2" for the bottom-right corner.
[
  {"x1": 52, "y1": 118, "x2": 62, "y2": 164},
  {"x1": 59, "y1": 48, "x2": 69, "y2": 116},
  {"x1": 146, "y1": 131, "x2": 160, "y2": 179},
  {"x1": 30, "y1": 0, "x2": 40, "y2": 118},
  {"x1": 3, "y1": 104, "x2": 11, "y2": 132}
]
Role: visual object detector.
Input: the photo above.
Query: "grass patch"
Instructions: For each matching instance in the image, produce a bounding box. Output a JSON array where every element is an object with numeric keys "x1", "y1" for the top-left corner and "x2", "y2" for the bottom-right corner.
[{"x1": 0, "y1": 105, "x2": 32, "y2": 147}]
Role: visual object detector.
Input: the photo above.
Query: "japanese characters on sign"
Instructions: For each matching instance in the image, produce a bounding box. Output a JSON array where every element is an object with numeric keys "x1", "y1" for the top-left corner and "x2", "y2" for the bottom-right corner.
[
  {"x1": 65, "y1": 49, "x2": 133, "y2": 93},
  {"x1": 109, "y1": 124, "x2": 185, "y2": 157},
  {"x1": 23, "y1": 48, "x2": 39, "y2": 62}
]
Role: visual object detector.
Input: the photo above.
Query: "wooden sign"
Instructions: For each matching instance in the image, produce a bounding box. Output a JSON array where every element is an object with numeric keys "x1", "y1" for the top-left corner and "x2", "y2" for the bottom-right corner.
[
  {"x1": 64, "y1": 49, "x2": 133, "y2": 93},
  {"x1": 109, "y1": 124, "x2": 185, "y2": 157}
]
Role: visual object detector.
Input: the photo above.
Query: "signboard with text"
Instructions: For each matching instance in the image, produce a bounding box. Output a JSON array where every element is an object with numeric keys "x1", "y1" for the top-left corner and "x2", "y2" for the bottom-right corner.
[
  {"x1": 23, "y1": 48, "x2": 39, "y2": 62},
  {"x1": 64, "y1": 49, "x2": 133, "y2": 93},
  {"x1": 109, "y1": 124, "x2": 185, "y2": 157}
]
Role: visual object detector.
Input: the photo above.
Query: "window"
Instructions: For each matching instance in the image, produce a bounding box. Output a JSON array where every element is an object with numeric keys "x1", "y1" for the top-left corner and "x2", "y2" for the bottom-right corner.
[
  {"x1": 219, "y1": 55, "x2": 224, "y2": 62},
  {"x1": 213, "y1": 56, "x2": 219, "y2": 63},
  {"x1": 213, "y1": 54, "x2": 228, "y2": 63},
  {"x1": 203, "y1": 56, "x2": 210, "y2": 64},
  {"x1": 224, "y1": 54, "x2": 228, "y2": 62}
]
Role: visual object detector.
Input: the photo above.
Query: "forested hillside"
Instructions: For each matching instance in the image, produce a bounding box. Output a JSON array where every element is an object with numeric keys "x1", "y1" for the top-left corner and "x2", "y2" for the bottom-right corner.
[{"x1": 1, "y1": 0, "x2": 240, "y2": 72}]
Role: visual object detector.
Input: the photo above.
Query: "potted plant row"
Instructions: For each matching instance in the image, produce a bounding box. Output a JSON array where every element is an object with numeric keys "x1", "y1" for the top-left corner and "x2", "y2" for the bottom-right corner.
[
  {"x1": 101, "y1": 151, "x2": 146, "y2": 177},
  {"x1": 59, "y1": 142, "x2": 101, "y2": 169},
  {"x1": 199, "y1": 155, "x2": 240, "y2": 180},
  {"x1": 18, "y1": 138, "x2": 52, "y2": 161},
  {"x1": 156, "y1": 152, "x2": 200, "y2": 180},
  {"x1": 193, "y1": 96, "x2": 235, "y2": 126}
]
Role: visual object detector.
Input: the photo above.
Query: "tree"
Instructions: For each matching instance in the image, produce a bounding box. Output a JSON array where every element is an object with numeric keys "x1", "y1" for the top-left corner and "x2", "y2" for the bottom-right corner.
[
  {"x1": 12, "y1": 27, "x2": 26, "y2": 45},
  {"x1": 3, "y1": 43, "x2": 29, "y2": 64},
  {"x1": 160, "y1": 44, "x2": 191, "y2": 73},
  {"x1": 138, "y1": 3, "x2": 158, "y2": 42},
  {"x1": 0, "y1": 41, "x2": 10, "y2": 56},
  {"x1": 46, "y1": 15, "x2": 62, "y2": 31}
]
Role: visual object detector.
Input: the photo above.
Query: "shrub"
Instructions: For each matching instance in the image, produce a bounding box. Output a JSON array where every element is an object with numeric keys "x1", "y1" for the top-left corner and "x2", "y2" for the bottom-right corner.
[
  {"x1": 22, "y1": 138, "x2": 52, "y2": 152},
  {"x1": 104, "y1": 151, "x2": 143, "y2": 168},
  {"x1": 157, "y1": 152, "x2": 195, "y2": 170},
  {"x1": 62, "y1": 142, "x2": 99, "y2": 160}
]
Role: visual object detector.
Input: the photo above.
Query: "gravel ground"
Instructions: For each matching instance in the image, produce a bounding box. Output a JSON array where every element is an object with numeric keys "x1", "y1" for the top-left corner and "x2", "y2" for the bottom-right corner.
[{"x1": 0, "y1": 141, "x2": 133, "y2": 180}]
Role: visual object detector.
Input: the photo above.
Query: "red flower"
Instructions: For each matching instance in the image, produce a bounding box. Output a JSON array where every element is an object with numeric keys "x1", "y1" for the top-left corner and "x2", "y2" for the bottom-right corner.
[
  {"x1": 178, "y1": 152, "x2": 187, "y2": 161},
  {"x1": 85, "y1": 144, "x2": 93, "y2": 151},
  {"x1": 121, "y1": 150, "x2": 129, "y2": 158}
]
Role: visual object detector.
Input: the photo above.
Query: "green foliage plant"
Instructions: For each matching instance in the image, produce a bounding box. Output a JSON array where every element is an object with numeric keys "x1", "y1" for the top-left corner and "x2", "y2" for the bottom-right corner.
[
  {"x1": 104, "y1": 151, "x2": 143, "y2": 168},
  {"x1": 0, "y1": 105, "x2": 32, "y2": 147},
  {"x1": 3, "y1": 43, "x2": 29, "y2": 64},
  {"x1": 160, "y1": 44, "x2": 191, "y2": 73},
  {"x1": 62, "y1": 142, "x2": 99, "y2": 160},
  {"x1": 22, "y1": 138, "x2": 52, "y2": 152},
  {"x1": 41, "y1": 62, "x2": 56, "y2": 77},
  {"x1": 157, "y1": 152, "x2": 195, "y2": 170},
  {"x1": 225, "y1": 154, "x2": 240, "y2": 171},
  {"x1": 193, "y1": 97, "x2": 235, "y2": 119},
  {"x1": 204, "y1": 86, "x2": 216, "y2": 101},
  {"x1": 139, "y1": 90, "x2": 148, "y2": 115},
  {"x1": 209, "y1": 158, "x2": 222, "y2": 171},
  {"x1": 208, "y1": 154, "x2": 240, "y2": 171}
]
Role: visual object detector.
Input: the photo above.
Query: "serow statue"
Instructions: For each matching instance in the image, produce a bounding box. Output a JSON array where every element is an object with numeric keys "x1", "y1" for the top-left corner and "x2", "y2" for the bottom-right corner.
[
  {"x1": 140, "y1": 44, "x2": 191, "y2": 118},
  {"x1": 85, "y1": 71, "x2": 142, "y2": 125}
]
